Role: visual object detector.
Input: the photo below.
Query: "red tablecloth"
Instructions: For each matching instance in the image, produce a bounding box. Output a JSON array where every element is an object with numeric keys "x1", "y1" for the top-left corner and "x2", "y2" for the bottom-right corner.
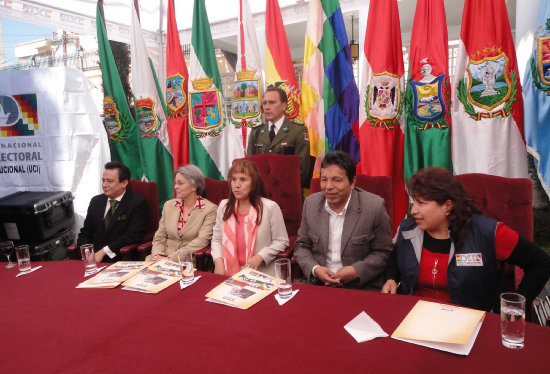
[{"x1": 1, "y1": 261, "x2": 549, "y2": 374}]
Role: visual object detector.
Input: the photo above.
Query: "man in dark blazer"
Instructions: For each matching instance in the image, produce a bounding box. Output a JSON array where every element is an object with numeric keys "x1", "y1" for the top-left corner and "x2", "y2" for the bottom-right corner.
[
  {"x1": 77, "y1": 161, "x2": 148, "y2": 263},
  {"x1": 247, "y1": 86, "x2": 310, "y2": 187},
  {"x1": 294, "y1": 151, "x2": 393, "y2": 290}
]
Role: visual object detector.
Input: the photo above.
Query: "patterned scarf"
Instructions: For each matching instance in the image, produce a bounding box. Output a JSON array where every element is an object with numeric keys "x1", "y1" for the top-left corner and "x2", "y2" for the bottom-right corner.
[
  {"x1": 174, "y1": 196, "x2": 205, "y2": 232},
  {"x1": 222, "y1": 202, "x2": 258, "y2": 276}
]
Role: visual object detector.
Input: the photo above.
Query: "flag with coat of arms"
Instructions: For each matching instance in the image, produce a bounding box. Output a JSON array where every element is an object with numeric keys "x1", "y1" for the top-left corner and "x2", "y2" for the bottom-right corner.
[
  {"x1": 188, "y1": 0, "x2": 244, "y2": 180},
  {"x1": 451, "y1": 0, "x2": 527, "y2": 178},
  {"x1": 131, "y1": 2, "x2": 174, "y2": 208},
  {"x1": 358, "y1": 0, "x2": 408, "y2": 234},
  {"x1": 265, "y1": 0, "x2": 303, "y2": 122},
  {"x1": 523, "y1": 0, "x2": 550, "y2": 198},
  {"x1": 96, "y1": 0, "x2": 144, "y2": 180},
  {"x1": 166, "y1": 0, "x2": 190, "y2": 170},
  {"x1": 231, "y1": 0, "x2": 263, "y2": 155},
  {"x1": 404, "y1": 0, "x2": 452, "y2": 182}
]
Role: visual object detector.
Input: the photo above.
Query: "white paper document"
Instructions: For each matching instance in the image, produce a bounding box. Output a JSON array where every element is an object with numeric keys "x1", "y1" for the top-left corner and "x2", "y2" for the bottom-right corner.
[
  {"x1": 392, "y1": 322, "x2": 482, "y2": 356},
  {"x1": 391, "y1": 300, "x2": 486, "y2": 355},
  {"x1": 344, "y1": 311, "x2": 389, "y2": 343}
]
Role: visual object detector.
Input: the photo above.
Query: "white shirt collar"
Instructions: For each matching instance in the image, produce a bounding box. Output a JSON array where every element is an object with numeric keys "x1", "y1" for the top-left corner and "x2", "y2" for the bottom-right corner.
[
  {"x1": 324, "y1": 190, "x2": 352, "y2": 216},
  {"x1": 268, "y1": 116, "x2": 285, "y2": 134},
  {"x1": 110, "y1": 190, "x2": 126, "y2": 202}
]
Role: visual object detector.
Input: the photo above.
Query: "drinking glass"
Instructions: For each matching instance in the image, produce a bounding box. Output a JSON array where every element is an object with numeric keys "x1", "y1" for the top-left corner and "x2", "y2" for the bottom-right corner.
[
  {"x1": 274, "y1": 258, "x2": 292, "y2": 299},
  {"x1": 178, "y1": 252, "x2": 194, "y2": 285},
  {"x1": 501, "y1": 292, "x2": 526, "y2": 349},
  {"x1": 80, "y1": 244, "x2": 97, "y2": 274},
  {"x1": 15, "y1": 245, "x2": 31, "y2": 272},
  {"x1": 0, "y1": 241, "x2": 16, "y2": 269}
]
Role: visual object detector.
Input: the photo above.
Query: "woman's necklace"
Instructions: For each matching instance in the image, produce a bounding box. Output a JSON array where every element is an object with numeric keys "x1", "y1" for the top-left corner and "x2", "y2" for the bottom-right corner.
[{"x1": 432, "y1": 258, "x2": 439, "y2": 296}]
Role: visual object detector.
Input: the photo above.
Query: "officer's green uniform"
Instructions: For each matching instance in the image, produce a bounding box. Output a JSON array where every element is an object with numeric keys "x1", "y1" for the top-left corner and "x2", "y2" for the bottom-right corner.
[{"x1": 247, "y1": 118, "x2": 310, "y2": 187}]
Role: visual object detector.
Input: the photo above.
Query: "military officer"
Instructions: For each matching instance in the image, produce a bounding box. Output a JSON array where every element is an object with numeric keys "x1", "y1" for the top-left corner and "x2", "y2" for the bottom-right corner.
[{"x1": 247, "y1": 86, "x2": 310, "y2": 187}]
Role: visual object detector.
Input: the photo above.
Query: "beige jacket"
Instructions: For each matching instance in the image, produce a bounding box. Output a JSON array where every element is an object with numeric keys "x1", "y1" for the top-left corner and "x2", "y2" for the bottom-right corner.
[
  {"x1": 148, "y1": 198, "x2": 217, "y2": 262},
  {"x1": 211, "y1": 198, "x2": 289, "y2": 276}
]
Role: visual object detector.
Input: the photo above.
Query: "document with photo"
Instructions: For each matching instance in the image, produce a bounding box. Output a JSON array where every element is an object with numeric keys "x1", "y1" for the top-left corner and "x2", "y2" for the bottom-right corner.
[
  {"x1": 121, "y1": 259, "x2": 181, "y2": 294},
  {"x1": 205, "y1": 268, "x2": 278, "y2": 309},
  {"x1": 77, "y1": 261, "x2": 151, "y2": 288}
]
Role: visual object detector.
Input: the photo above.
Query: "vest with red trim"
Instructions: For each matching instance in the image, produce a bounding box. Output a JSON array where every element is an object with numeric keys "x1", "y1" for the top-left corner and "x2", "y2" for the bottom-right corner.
[{"x1": 395, "y1": 215, "x2": 503, "y2": 312}]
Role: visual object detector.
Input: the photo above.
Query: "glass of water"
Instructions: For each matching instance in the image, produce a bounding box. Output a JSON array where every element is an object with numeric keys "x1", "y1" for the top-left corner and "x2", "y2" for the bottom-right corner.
[
  {"x1": 80, "y1": 244, "x2": 97, "y2": 275},
  {"x1": 0, "y1": 241, "x2": 16, "y2": 269},
  {"x1": 274, "y1": 258, "x2": 292, "y2": 299},
  {"x1": 500, "y1": 292, "x2": 526, "y2": 349},
  {"x1": 15, "y1": 245, "x2": 31, "y2": 272},
  {"x1": 178, "y1": 252, "x2": 194, "y2": 285}
]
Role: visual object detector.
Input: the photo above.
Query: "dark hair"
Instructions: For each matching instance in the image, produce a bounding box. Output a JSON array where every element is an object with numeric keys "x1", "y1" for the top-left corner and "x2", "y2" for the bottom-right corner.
[
  {"x1": 320, "y1": 151, "x2": 356, "y2": 184},
  {"x1": 265, "y1": 86, "x2": 288, "y2": 104},
  {"x1": 104, "y1": 161, "x2": 130, "y2": 182},
  {"x1": 407, "y1": 167, "x2": 480, "y2": 249},
  {"x1": 222, "y1": 161, "x2": 266, "y2": 224}
]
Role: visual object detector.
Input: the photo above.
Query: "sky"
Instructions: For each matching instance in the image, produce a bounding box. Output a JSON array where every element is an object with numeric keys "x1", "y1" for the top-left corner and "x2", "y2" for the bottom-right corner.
[{"x1": 1, "y1": 18, "x2": 55, "y2": 66}]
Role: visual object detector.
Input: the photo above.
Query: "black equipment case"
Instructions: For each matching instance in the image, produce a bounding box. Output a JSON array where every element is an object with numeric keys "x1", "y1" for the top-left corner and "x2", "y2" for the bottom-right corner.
[
  {"x1": 25, "y1": 228, "x2": 72, "y2": 261},
  {"x1": 0, "y1": 191, "x2": 74, "y2": 242}
]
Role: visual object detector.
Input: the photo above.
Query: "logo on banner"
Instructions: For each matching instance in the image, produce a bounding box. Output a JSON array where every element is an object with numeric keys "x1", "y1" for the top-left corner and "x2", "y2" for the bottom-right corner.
[
  {"x1": 406, "y1": 60, "x2": 449, "y2": 131},
  {"x1": 136, "y1": 97, "x2": 161, "y2": 138},
  {"x1": 189, "y1": 77, "x2": 224, "y2": 138},
  {"x1": 166, "y1": 73, "x2": 186, "y2": 117},
  {"x1": 231, "y1": 70, "x2": 261, "y2": 129},
  {"x1": 0, "y1": 94, "x2": 38, "y2": 137},
  {"x1": 365, "y1": 72, "x2": 402, "y2": 129},
  {"x1": 458, "y1": 51, "x2": 518, "y2": 120}
]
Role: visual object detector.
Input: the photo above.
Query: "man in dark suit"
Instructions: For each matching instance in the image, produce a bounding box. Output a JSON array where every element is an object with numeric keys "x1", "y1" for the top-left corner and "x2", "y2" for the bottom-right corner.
[
  {"x1": 294, "y1": 151, "x2": 393, "y2": 290},
  {"x1": 77, "y1": 161, "x2": 148, "y2": 263},
  {"x1": 247, "y1": 86, "x2": 310, "y2": 187}
]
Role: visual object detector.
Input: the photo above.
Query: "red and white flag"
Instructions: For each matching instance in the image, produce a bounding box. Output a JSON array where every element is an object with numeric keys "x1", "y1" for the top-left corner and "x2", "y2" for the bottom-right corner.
[
  {"x1": 451, "y1": 0, "x2": 527, "y2": 177},
  {"x1": 166, "y1": 0, "x2": 189, "y2": 169},
  {"x1": 358, "y1": 0, "x2": 408, "y2": 233}
]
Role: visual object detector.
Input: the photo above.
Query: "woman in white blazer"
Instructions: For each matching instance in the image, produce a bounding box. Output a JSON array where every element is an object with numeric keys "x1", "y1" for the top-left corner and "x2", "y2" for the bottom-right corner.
[
  {"x1": 147, "y1": 165, "x2": 217, "y2": 262},
  {"x1": 211, "y1": 160, "x2": 289, "y2": 276}
]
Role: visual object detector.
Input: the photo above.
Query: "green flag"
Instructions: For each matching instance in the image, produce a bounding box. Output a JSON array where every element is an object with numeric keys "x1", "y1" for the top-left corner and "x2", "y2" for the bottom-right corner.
[
  {"x1": 188, "y1": 0, "x2": 244, "y2": 180},
  {"x1": 96, "y1": 1, "x2": 144, "y2": 180}
]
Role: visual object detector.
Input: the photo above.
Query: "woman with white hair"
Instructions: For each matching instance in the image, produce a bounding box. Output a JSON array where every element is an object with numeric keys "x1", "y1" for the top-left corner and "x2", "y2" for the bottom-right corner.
[{"x1": 147, "y1": 164, "x2": 217, "y2": 262}]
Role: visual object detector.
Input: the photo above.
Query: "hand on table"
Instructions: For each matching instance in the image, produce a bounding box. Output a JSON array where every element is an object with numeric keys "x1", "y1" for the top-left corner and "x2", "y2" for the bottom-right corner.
[
  {"x1": 334, "y1": 266, "x2": 358, "y2": 284},
  {"x1": 94, "y1": 249, "x2": 106, "y2": 263},
  {"x1": 381, "y1": 279, "x2": 398, "y2": 294},
  {"x1": 314, "y1": 266, "x2": 341, "y2": 286},
  {"x1": 213, "y1": 258, "x2": 225, "y2": 275},
  {"x1": 152, "y1": 254, "x2": 167, "y2": 262},
  {"x1": 246, "y1": 255, "x2": 264, "y2": 270}
]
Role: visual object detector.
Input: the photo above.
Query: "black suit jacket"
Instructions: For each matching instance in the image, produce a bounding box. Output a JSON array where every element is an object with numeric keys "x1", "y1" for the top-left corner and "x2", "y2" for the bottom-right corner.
[{"x1": 77, "y1": 190, "x2": 148, "y2": 261}]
